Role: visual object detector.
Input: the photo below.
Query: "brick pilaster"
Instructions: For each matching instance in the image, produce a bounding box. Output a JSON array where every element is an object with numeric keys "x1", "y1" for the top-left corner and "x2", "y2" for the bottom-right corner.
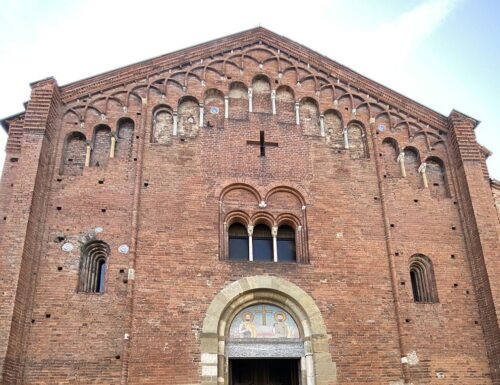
[
  {"x1": 448, "y1": 110, "x2": 500, "y2": 384},
  {"x1": 0, "y1": 78, "x2": 62, "y2": 384}
]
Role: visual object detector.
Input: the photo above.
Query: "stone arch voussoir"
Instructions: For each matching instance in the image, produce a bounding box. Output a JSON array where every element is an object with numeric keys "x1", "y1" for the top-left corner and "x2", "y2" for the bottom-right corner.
[{"x1": 200, "y1": 276, "x2": 336, "y2": 385}]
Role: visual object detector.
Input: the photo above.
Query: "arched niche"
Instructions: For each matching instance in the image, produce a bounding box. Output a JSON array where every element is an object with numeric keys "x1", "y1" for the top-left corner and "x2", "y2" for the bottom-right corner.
[
  {"x1": 382, "y1": 137, "x2": 400, "y2": 177},
  {"x1": 252, "y1": 75, "x2": 272, "y2": 114},
  {"x1": 204, "y1": 88, "x2": 225, "y2": 128},
  {"x1": 426, "y1": 156, "x2": 448, "y2": 198},
  {"x1": 276, "y1": 85, "x2": 295, "y2": 123},
  {"x1": 91, "y1": 125, "x2": 111, "y2": 167},
  {"x1": 228, "y1": 82, "x2": 248, "y2": 120},
  {"x1": 300, "y1": 97, "x2": 320, "y2": 136},
  {"x1": 61, "y1": 131, "x2": 86, "y2": 176},
  {"x1": 116, "y1": 118, "x2": 134, "y2": 160},
  {"x1": 404, "y1": 146, "x2": 421, "y2": 188},
  {"x1": 152, "y1": 105, "x2": 173, "y2": 144},
  {"x1": 177, "y1": 96, "x2": 199, "y2": 137},
  {"x1": 201, "y1": 276, "x2": 336, "y2": 385},
  {"x1": 347, "y1": 122, "x2": 367, "y2": 158},
  {"x1": 324, "y1": 109, "x2": 343, "y2": 148}
]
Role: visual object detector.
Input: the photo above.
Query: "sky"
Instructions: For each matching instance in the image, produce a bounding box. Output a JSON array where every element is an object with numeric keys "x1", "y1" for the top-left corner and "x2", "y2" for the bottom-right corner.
[{"x1": 0, "y1": 0, "x2": 498, "y2": 179}]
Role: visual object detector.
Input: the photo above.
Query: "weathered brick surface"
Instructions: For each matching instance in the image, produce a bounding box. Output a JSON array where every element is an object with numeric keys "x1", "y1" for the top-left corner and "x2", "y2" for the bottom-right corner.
[{"x1": 0, "y1": 28, "x2": 498, "y2": 385}]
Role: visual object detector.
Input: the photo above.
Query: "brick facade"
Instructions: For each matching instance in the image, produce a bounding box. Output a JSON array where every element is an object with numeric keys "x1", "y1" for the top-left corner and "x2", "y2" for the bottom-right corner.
[{"x1": 0, "y1": 28, "x2": 499, "y2": 385}]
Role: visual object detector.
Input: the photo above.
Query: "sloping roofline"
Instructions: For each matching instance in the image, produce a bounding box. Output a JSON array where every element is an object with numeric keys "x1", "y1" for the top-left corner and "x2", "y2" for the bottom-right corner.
[{"x1": 1, "y1": 27, "x2": 478, "y2": 132}]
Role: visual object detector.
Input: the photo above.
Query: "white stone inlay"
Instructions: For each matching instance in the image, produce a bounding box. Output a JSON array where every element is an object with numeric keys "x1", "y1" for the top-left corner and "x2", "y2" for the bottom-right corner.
[{"x1": 62, "y1": 243, "x2": 74, "y2": 252}]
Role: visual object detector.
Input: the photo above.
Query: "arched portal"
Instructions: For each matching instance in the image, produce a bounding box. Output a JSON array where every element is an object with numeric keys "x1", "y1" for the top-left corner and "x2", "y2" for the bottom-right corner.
[{"x1": 201, "y1": 276, "x2": 336, "y2": 385}]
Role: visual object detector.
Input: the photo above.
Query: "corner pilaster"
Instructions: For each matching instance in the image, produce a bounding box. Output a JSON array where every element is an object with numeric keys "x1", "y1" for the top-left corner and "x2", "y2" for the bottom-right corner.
[{"x1": 448, "y1": 110, "x2": 500, "y2": 384}]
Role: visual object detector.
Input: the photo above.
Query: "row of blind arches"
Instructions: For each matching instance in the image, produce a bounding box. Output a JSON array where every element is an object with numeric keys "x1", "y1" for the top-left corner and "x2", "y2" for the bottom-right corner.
[
  {"x1": 61, "y1": 118, "x2": 135, "y2": 175},
  {"x1": 382, "y1": 137, "x2": 449, "y2": 198},
  {"x1": 151, "y1": 77, "x2": 368, "y2": 157}
]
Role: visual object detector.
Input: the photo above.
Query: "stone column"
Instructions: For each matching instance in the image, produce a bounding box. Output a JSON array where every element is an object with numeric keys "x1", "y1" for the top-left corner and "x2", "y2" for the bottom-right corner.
[
  {"x1": 199, "y1": 104, "x2": 204, "y2": 127},
  {"x1": 247, "y1": 225, "x2": 254, "y2": 261},
  {"x1": 319, "y1": 115, "x2": 325, "y2": 137},
  {"x1": 295, "y1": 102, "x2": 300, "y2": 125},
  {"x1": 271, "y1": 90, "x2": 276, "y2": 115},
  {"x1": 224, "y1": 96, "x2": 229, "y2": 119},
  {"x1": 85, "y1": 141, "x2": 91, "y2": 167},
  {"x1": 343, "y1": 127, "x2": 349, "y2": 149},
  {"x1": 397, "y1": 152, "x2": 406, "y2": 177},
  {"x1": 109, "y1": 133, "x2": 117, "y2": 158},
  {"x1": 248, "y1": 88, "x2": 253, "y2": 113},
  {"x1": 306, "y1": 354, "x2": 316, "y2": 385},
  {"x1": 272, "y1": 226, "x2": 278, "y2": 262},
  {"x1": 173, "y1": 112, "x2": 178, "y2": 136},
  {"x1": 418, "y1": 162, "x2": 428, "y2": 188}
]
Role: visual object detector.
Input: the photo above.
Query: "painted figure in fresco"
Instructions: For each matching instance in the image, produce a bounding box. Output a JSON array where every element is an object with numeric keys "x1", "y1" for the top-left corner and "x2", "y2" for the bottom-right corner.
[
  {"x1": 238, "y1": 312, "x2": 257, "y2": 338},
  {"x1": 273, "y1": 312, "x2": 291, "y2": 338}
]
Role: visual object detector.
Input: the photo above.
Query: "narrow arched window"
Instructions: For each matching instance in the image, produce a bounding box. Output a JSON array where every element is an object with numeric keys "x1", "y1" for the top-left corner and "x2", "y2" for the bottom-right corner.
[
  {"x1": 253, "y1": 224, "x2": 273, "y2": 261},
  {"x1": 409, "y1": 255, "x2": 438, "y2": 303},
  {"x1": 78, "y1": 240, "x2": 110, "y2": 293},
  {"x1": 228, "y1": 223, "x2": 249, "y2": 260},
  {"x1": 277, "y1": 225, "x2": 296, "y2": 262}
]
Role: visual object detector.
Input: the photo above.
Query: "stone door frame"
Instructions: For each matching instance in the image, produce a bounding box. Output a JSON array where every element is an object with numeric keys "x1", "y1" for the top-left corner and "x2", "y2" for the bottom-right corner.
[{"x1": 200, "y1": 276, "x2": 336, "y2": 385}]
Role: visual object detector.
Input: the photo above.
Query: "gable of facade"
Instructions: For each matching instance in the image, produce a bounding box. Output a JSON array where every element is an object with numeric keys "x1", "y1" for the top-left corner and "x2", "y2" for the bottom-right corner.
[{"x1": 0, "y1": 28, "x2": 499, "y2": 385}]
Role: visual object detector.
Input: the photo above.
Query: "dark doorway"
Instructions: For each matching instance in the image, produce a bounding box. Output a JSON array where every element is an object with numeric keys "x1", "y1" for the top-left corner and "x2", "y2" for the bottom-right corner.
[{"x1": 230, "y1": 358, "x2": 300, "y2": 385}]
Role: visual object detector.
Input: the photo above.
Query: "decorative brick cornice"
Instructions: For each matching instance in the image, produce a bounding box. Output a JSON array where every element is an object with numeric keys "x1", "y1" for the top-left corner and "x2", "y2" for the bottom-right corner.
[{"x1": 58, "y1": 28, "x2": 450, "y2": 129}]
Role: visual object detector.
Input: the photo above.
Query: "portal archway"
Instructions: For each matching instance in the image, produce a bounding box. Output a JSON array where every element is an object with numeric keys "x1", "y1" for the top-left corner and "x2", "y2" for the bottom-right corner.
[{"x1": 201, "y1": 276, "x2": 336, "y2": 385}]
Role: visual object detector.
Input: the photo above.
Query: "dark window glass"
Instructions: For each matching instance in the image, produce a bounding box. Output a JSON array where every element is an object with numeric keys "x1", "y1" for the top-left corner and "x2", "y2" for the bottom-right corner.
[
  {"x1": 253, "y1": 224, "x2": 273, "y2": 261},
  {"x1": 96, "y1": 259, "x2": 106, "y2": 293},
  {"x1": 410, "y1": 269, "x2": 420, "y2": 301},
  {"x1": 277, "y1": 225, "x2": 296, "y2": 262},
  {"x1": 229, "y1": 223, "x2": 249, "y2": 260}
]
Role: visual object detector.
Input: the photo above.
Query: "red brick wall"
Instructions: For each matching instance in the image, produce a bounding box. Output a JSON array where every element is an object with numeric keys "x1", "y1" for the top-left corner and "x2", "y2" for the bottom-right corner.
[{"x1": 0, "y1": 29, "x2": 498, "y2": 385}]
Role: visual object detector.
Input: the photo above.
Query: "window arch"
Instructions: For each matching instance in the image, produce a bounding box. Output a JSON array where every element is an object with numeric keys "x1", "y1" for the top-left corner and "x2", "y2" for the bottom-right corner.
[
  {"x1": 253, "y1": 224, "x2": 273, "y2": 261},
  {"x1": 409, "y1": 255, "x2": 438, "y2": 303},
  {"x1": 78, "y1": 240, "x2": 110, "y2": 293},
  {"x1": 228, "y1": 222, "x2": 249, "y2": 261},
  {"x1": 277, "y1": 225, "x2": 296, "y2": 262}
]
